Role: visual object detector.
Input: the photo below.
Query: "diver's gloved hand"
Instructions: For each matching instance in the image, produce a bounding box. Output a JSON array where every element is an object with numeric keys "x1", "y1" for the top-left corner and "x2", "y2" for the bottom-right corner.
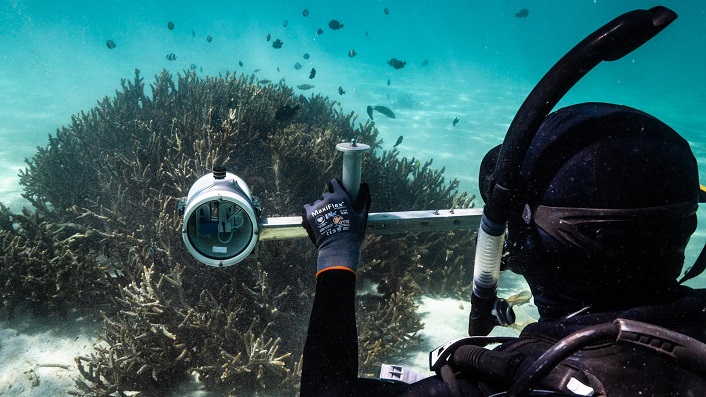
[{"x1": 302, "y1": 179, "x2": 371, "y2": 278}]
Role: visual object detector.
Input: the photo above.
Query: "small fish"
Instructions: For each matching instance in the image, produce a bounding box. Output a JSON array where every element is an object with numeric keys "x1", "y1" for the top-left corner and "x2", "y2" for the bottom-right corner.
[
  {"x1": 277, "y1": 67, "x2": 280, "y2": 72},
  {"x1": 283, "y1": 20, "x2": 288, "y2": 27},
  {"x1": 253, "y1": 69, "x2": 261, "y2": 73},
  {"x1": 207, "y1": 35, "x2": 213, "y2": 43},
  {"x1": 275, "y1": 104, "x2": 300, "y2": 121},
  {"x1": 393, "y1": 135, "x2": 403, "y2": 147},
  {"x1": 348, "y1": 49, "x2": 357, "y2": 58},
  {"x1": 387, "y1": 58, "x2": 406, "y2": 69},
  {"x1": 272, "y1": 39, "x2": 283, "y2": 49},
  {"x1": 167, "y1": 21, "x2": 175, "y2": 30},
  {"x1": 515, "y1": 8, "x2": 529, "y2": 18},
  {"x1": 294, "y1": 62, "x2": 303, "y2": 70},
  {"x1": 421, "y1": 59, "x2": 429, "y2": 66},
  {"x1": 303, "y1": 53, "x2": 310, "y2": 59},
  {"x1": 506, "y1": 290, "x2": 533, "y2": 306},
  {"x1": 297, "y1": 84, "x2": 315, "y2": 90},
  {"x1": 316, "y1": 28, "x2": 324, "y2": 35},
  {"x1": 384, "y1": 7, "x2": 389, "y2": 15},
  {"x1": 453, "y1": 117, "x2": 459, "y2": 126},
  {"x1": 106, "y1": 39, "x2": 116, "y2": 49},
  {"x1": 328, "y1": 20, "x2": 344, "y2": 30},
  {"x1": 373, "y1": 105, "x2": 396, "y2": 119},
  {"x1": 166, "y1": 53, "x2": 177, "y2": 61},
  {"x1": 309, "y1": 68, "x2": 316, "y2": 79},
  {"x1": 510, "y1": 319, "x2": 537, "y2": 332},
  {"x1": 303, "y1": 9, "x2": 309, "y2": 17},
  {"x1": 190, "y1": 63, "x2": 197, "y2": 70},
  {"x1": 192, "y1": 29, "x2": 196, "y2": 37},
  {"x1": 366, "y1": 105, "x2": 373, "y2": 119},
  {"x1": 259, "y1": 79, "x2": 272, "y2": 84},
  {"x1": 338, "y1": 86, "x2": 346, "y2": 95},
  {"x1": 239, "y1": 61, "x2": 244, "y2": 67},
  {"x1": 266, "y1": 33, "x2": 271, "y2": 42},
  {"x1": 386, "y1": 78, "x2": 390, "y2": 86}
]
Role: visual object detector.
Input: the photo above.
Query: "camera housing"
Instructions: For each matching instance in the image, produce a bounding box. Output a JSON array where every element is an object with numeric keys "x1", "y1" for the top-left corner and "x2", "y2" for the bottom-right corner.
[{"x1": 178, "y1": 168, "x2": 260, "y2": 267}]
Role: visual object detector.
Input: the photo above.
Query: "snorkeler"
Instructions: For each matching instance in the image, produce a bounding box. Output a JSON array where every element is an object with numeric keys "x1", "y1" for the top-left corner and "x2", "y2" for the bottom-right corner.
[{"x1": 300, "y1": 6, "x2": 706, "y2": 397}]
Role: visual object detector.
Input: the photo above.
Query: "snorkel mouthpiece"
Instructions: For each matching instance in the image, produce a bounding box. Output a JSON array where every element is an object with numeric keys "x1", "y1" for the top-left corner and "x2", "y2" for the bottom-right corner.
[{"x1": 469, "y1": 6, "x2": 678, "y2": 336}]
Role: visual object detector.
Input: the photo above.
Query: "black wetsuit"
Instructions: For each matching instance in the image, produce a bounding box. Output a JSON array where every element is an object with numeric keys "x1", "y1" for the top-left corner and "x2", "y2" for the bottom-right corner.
[
  {"x1": 301, "y1": 270, "x2": 706, "y2": 396},
  {"x1": 301, "y1": 271, "x2": 480, "y2": 396}
]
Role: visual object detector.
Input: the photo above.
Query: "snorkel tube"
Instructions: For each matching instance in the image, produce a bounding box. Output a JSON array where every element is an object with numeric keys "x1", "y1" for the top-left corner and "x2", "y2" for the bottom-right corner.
[{"x1": 469, "y1": 6, "x2": 678, "y2": 336}]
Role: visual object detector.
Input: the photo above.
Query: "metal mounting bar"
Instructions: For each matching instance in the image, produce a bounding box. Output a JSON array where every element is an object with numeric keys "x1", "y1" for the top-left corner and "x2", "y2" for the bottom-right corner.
[{"x1": 258, "y1": 208, "x2": 484, "y2": 241}]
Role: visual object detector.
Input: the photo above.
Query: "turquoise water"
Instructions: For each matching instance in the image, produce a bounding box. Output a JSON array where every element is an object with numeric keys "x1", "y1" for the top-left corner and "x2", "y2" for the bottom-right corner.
[
  {"x1": 1, "y1": 0, "x2": 706, "y2": 386},
  {"x1": 3, "y1": 1, "x2": 706, "y2": 281},
  {"x1": 2, "y1": 1, "x2": 705, "y2": 198}
]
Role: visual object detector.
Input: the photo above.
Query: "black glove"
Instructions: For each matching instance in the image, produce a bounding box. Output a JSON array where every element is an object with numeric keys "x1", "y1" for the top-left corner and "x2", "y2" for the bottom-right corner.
[{"x1": 302, "y1": 179, "x2": 371, "y2": 278}]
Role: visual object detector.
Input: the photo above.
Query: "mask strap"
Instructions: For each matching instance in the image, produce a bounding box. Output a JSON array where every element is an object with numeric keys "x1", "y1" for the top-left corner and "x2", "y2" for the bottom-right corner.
[{"x1": 679, "y1": 241, "x2": 706, "y2": 284}]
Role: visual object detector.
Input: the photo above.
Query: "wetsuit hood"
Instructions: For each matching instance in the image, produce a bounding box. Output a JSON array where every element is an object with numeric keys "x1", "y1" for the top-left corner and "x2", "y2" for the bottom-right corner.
[{"x1": 482, "y1": 103, "x2": 700, "y2": 319}]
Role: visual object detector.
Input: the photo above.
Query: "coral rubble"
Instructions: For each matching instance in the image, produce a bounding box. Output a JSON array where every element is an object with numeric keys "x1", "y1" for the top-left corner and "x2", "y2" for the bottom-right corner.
[{"x1": 0, "y1": 69, "x2": 475, "y2": 395}]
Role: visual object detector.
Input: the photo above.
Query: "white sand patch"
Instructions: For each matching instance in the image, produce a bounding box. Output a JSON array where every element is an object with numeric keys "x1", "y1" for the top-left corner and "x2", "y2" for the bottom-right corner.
[
  {"x1": 388, "y1": 271, "x2": 538, "y2": 378},
  {"x1": 0, "y1": 311, "x2": 101, "y2": 396}
]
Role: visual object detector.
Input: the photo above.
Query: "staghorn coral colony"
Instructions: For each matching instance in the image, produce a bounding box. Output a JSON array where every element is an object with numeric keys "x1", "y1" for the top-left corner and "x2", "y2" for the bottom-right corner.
[{"x1": 0, "y1": 70, "x2": 475, "y2": 396}]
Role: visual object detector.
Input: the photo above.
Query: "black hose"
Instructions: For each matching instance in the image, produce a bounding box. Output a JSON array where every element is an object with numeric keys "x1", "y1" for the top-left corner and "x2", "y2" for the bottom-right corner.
[
  {"x1": 452, "y1": 345, "x2": 525, "y2": 384},
  {"x1": 507, "y1": 322, "x2": 619, "y2": 397},
  {"x1": 440, "y1": 364, "x2": 464, "y2": 397}
]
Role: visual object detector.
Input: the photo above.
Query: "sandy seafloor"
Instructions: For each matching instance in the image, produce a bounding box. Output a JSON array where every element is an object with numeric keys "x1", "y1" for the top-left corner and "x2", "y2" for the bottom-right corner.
[{"x1": 2, "y1": 0, "x2": 706, "y2": 395}]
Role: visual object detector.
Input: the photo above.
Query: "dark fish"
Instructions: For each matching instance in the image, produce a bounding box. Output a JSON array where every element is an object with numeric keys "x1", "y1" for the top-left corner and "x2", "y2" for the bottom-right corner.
[
  {"x1": 384, "y1": 7, "x2": 389, "y2": 15},
  {"x1": 266, "y1": 33, "x2": 271, "y2": 41},
  {"x1": 192, "y1": 29, "x2": 196, "y2": 37},
  {"x1": 366, "y1": 105, "x2": 373, "y2": 119},
  {"x1": 393, "y1": 135, "x2": 403, "y2": 147},
  {"x1": 259, "y1": 79, "x2": 272, "y2": 84},
  {"x1": 253, "y1": 69, "x2": 261, "y2": 73},
  {"x1": 294, "y1": 62, "x2": 303, "y2": 70},
  {"x1": 166, "y1": 53, "x2": 177, "y2": 61},
  {"x1": 283, "y1": 20, "x2": 288, "y2": 27},
  {"x1": 106, "y1": 39, "x2": 116, "y2": 49},
  {"x1": 207, "y1": 35, "x2": 213, "y2": 43},
  {"x1": 277, "y1": 67, "x2": 280, "y2": 72},
  {"x1": 297, "y1": 84, "x2": 315, "y2": 90},
  {"x1": 421, "y1": 59, "x2": 429, "y2": 66},
  {"x1": 387, "y1": 78, "x2": 390, "y2": 86},
  {"x1": 275, "y1": 104, "x2": 300, "y2": 121},
  {"x1": 272, "y1": 39, "x2": 283, "y2": 49},
  {"x1": 239, "y1": 61, "x2": 244, "y2": 67},
  {"x1": 372, "y1": 105, "x2": 396, "y2": 119},
  {"x1": 190, "y1": 63, "x2": 197, "y2": 70},
  {"x1": 453, "y1": 117, "x2": 459, "y2": 126},
  {"x1": 338, "y1": 86, "x2": 346, "y2": 95},
  {"x1": 303, "y1": 9, "x2": 309, "y2": 17},
  {"x1": 387, "y1": 58, "x2": 406, "y2": 69},
  {"x1": 168, "y1": 21, "x2": 175, "y2": 30},
  {"x1": 309, "y1": 68, "x2": 316, "y2": 79},
  {"x1": 348, "y1": 49, "x2": 357, "y2": 57},
  {"x1": 328, "y1": 20, "x2": 344, "y2": 30},
  {"x1": 317, "y1": 27, "x2": 324, "y2": 35},
  {"x1": 303, "y1": 53, "x2": 310, "y2": 59},
  {"x1": 515, "y1": 8, "x2": 529, "y2": 18}
]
